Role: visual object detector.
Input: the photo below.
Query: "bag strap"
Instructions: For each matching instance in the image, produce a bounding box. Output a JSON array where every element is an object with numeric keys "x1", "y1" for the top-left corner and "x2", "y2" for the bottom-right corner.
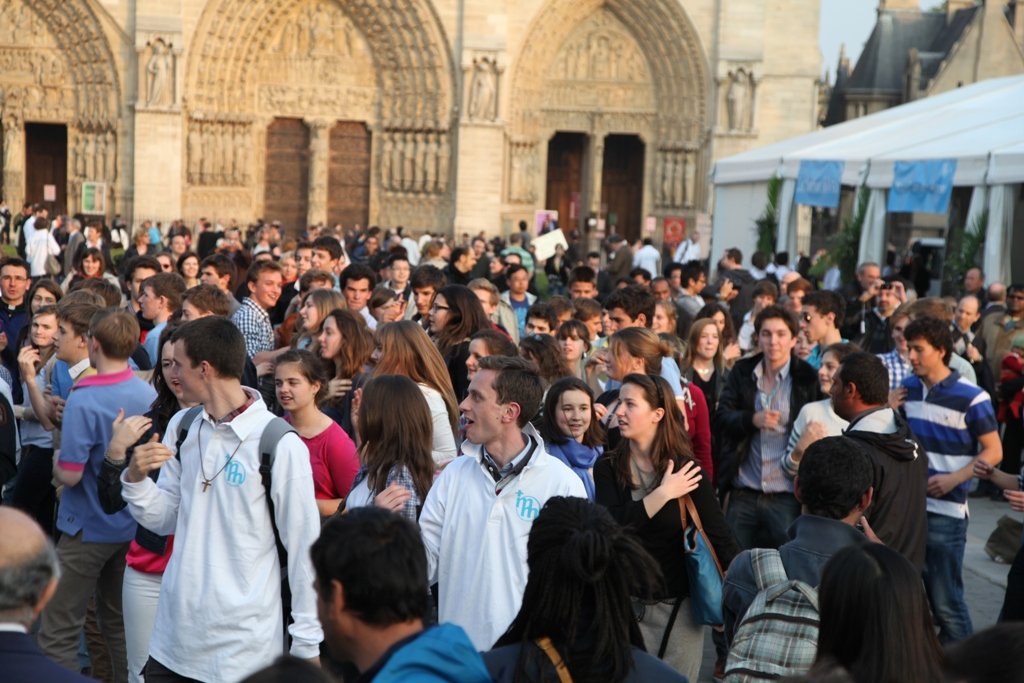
[
  {"x1": 173, "y1": 406, "x2": 204, "y2": 460},
  {"x1": 535, "y1": 637, "x2": 573, "y2": 683},
  {"x1": 677, "y1": 495, "x2": 725, "y2": 578},
  {"x1": 258, "y1": 417, "x2": 296, "y2": 572}
]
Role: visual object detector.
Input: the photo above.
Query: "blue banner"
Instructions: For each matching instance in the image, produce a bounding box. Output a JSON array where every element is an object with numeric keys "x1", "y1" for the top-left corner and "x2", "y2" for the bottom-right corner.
[
  {"x1": 795, "y1": 160, "x2": 844, "y2": 208},
  {"x1": 887, "y1": 159, "x2": 957, "y2": 214}
]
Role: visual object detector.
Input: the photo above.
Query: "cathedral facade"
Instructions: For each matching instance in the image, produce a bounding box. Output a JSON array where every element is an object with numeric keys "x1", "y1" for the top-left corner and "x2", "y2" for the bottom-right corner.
[{"x1": 0, "y1": 0, "x2": 822, "y2": 239}]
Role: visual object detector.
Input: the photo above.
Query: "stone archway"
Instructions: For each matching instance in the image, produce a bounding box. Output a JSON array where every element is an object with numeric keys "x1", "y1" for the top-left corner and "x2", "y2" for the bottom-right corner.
[
  {"x1": 507, "y1": 0, "x2": 709, "y2": 232},
  {"x1": 185, "y1": 0, "x2": 456, "y2": 232},
  {"x1": 0, "y1": 0, "x2": 121, "y2": 215}
]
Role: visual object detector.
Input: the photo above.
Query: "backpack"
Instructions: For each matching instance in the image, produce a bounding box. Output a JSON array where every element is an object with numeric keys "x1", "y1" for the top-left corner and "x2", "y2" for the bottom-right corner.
[
  {"x1": 174, "y1": 406, "x2": 296, "y2": 643},
  {"x1": 724, "y1": 549, "x2": 820, "y2": 683}
]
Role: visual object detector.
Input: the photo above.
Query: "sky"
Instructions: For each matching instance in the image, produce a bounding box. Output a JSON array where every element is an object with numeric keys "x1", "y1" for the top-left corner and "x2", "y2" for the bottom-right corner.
[{"x1": 819, "y1": 1, "x2": 946, "y2": 82}]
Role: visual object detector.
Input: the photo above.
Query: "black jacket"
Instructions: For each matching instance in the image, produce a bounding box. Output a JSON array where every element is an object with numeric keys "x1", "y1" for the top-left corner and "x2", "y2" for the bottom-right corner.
[
  {"x1": 594, "y1": 455, "x2": 739, "y2": 600},
  {"x1": 844, "y1": 407, "x2": 928, "y2": 570},
  {"x1": 713, "y1": 353, "x2": 821, "y2": 495}
]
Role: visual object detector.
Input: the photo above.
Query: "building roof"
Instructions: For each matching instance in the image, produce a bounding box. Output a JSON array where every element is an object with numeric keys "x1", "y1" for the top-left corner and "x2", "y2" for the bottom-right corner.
[{"x1": 845, "y1": 9, "x2": 949, "y2": 96}]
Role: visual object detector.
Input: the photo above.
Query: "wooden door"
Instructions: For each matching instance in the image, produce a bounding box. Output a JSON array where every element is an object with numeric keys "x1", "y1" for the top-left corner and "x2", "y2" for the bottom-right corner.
[
  {"x1": 327, "y1": 121, "x2": 371, "y2": 231},
  {"x1": 264, "y1": 118, "x2": 309, "y2": 236},
  {"x1": 545, "y1": 132, "x2": 585, "y2": 232},
  {"x1": 601, "y1": 134, "x2": 645, "y2": 241},
  {"x1": 25, "y1": 123, "x2": 68, "y2": 215}
]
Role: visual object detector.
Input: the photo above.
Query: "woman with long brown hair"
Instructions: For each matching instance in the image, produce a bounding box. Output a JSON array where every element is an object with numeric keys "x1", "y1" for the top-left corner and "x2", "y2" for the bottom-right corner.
[
  {"x1": 430, "y1": 284, "x2": 491, "y2": 400},
  {"x1": 346, "y1": 374, "x2": 436, "y2": 522},
  {"x1": 600, "y1": 327, "x2": 714, "y2": 481},
  {"x1": 594, "y1": 373, "x2": 737, "y2": 681},
  {"x1": 681, "y1": 317, "x2": 729, "y2": 418},
  {"x1": 373, "y1": 320, "x2": 459, "y2": 466},
  {"x1": 318, "y1": 308, "x2": 373, "y2": 438}
]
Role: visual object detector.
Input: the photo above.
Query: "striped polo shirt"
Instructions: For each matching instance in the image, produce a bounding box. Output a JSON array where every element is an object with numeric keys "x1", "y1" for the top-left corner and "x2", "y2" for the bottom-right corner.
[{"x1": 902, "y1": 370, "x2": 998, "y2": 519}]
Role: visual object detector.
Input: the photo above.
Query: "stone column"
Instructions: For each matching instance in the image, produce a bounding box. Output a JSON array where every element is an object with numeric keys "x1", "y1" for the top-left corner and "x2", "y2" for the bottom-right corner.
[
  {"x1": 586, "y1": 132, "x2": 606, "y2": 253},
  {"x1": 305, "y1": 118, "x2": 331, "y2": 228}
]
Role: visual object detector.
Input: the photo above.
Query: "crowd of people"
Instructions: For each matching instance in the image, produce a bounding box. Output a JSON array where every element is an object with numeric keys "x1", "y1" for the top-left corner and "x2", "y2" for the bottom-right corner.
[{"x1": 0, "y1": 210, "x2": 1022, "y2": 683}]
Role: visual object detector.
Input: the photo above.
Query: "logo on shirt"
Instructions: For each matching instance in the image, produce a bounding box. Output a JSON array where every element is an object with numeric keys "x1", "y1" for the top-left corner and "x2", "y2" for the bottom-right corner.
[
  {"x1": 225, "y1": 455, "x2": 246, "y2": 487},
  {"x1": 515, "y1": 490, "x2": 541, "y2": 521}
]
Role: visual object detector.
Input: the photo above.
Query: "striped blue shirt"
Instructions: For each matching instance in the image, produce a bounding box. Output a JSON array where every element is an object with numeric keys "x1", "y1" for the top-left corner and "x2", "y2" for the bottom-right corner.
[{"x1": 902, "y1": 370, "x2": 998, "y2": 519}]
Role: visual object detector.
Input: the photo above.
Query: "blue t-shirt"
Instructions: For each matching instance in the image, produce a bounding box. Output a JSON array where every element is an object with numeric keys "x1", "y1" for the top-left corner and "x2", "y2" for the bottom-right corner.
[
  {"x1": 56, "y1": 368, "x2": 156, "y2": 543},
  {"x1": 51, "y1": 359, "x2": 74, "y2": 400},
  {"x1": 509, "y1": 296, "x2": 529, "y2": 337}
]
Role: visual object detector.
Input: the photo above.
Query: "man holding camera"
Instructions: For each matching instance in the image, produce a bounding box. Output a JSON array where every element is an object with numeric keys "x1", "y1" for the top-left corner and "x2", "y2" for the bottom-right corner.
[{"x1": 848, "y1": 273, "x2": 907, "y2": 354}]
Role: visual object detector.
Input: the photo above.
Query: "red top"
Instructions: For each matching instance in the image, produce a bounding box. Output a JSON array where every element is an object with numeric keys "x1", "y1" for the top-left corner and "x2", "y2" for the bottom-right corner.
[
  {"x1": 126, "y1": 535, "x2": 174, "y2": 574},
  {"x1": 289, "y1": 418, "x2": 359, "y2": 499},
  {"x1": 683, "y1": 383, "x2": 714, "y2": 486}
]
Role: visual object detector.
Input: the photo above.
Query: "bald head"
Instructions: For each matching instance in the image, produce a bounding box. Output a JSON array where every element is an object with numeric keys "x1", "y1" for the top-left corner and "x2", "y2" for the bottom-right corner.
[
  {"x1": 0, "y1": 507, "x2": 59, "y2": 625},
  {"x1": 988, "y1": 282, "x2": 1006, "y2": 304}
]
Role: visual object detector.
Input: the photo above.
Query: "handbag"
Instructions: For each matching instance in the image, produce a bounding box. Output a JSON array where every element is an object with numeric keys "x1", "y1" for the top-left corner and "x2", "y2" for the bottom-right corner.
[
  {"x1": 45, "y1": 253, "x2": 61, "y2": 276},
  {"x1": 678, "y1": 494, "x2": 725, "y2": 625}
]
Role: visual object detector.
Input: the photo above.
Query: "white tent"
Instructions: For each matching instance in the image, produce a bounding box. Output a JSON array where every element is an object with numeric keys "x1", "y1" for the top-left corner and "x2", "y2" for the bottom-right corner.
[{"x1": 711, "y1": 75, "x2": 1024, "y2": 284}]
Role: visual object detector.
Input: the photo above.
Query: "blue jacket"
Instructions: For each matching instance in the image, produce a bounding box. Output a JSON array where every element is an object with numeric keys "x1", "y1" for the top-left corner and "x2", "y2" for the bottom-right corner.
[
  {"x1": 366, "y1": 623, "x2": 491, "y2": 683},
  {"x1": 721, "y1": 514, "x2": 865, "y2": 645},
  {"x1": 0, "y1": 631, "x2": 93, "y2": 683}
]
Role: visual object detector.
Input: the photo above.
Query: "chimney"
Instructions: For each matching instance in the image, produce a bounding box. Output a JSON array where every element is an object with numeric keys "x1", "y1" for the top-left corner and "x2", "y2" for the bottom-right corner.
[{"x1": 947, "y1": 0, "x2": 976, "y2": 21}]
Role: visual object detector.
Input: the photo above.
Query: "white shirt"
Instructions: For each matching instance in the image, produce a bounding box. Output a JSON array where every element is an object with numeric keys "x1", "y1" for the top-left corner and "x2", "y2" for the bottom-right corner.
[
  {"x1": 674, "y1": 238, "x2": 701, "y2": 264},
  {"x1": 419, "y1": 384, "x2": 457, "y2": 465},
  {"x1": 419, "y1": 423, "x2": 587, "y2": 650},
  {"x1": 120, "y1": 391, "x2": 323, "y2": 681},
  {"x1": 356, "y1": 305, "x2": 377, "y2": 330},
  {"x1": 633, "y1": 244, "x2": 661, "y2": 278},
  {"x1": 26, "y1": 227, "x2": 60, "y2": 277}
]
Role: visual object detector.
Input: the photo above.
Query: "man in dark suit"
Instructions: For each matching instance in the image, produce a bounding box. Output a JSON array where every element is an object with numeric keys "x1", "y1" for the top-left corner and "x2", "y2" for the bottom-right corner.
[{"x1": 0, "y1": 507, "x2": 91, "y2": 682}]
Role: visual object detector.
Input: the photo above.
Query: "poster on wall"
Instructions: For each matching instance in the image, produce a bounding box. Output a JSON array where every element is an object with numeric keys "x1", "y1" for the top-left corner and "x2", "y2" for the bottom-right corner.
[
  {"x1": 663, "y1": 216, "x2": 686, "y2": 250},
  {"x1": 81, "y1": 182, "x2": 107, "y2": 214},
  {"x1": 534, "y1": 209, "x2": 558, "y2": 236}
]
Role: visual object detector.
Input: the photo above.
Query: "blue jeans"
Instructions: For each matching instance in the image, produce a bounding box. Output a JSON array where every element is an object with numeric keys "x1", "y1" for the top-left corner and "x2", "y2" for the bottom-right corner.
[
  {"x1": 724, "y1": 488, "x2": 801, "y2": 550},
  {"x1": 923, "y1": 512, "x2": 973, "y2": 643}
]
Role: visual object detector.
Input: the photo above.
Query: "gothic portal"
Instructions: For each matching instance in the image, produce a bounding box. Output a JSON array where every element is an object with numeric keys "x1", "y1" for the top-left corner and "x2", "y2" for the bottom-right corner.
[{"x1": 0, "y1": 0, "x2": 823, "y2": 239}]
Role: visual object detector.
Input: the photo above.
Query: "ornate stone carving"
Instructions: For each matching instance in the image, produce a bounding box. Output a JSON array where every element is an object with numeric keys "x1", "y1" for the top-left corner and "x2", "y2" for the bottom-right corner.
[
  {"x1": 377, "y1": 129, "x2": 450, "y2": 195},
  {"x1": 653, "y1": 143, "x2": 700, "y2": 210},
  {"x1": 507, "y1": 139, "x2": 538, "y2": 204},
  {"x1": 144, "y1": 39, "x2": 175, "y2": 108},
  {"x1": 542, "y1": 11, "x2": 655, "y2": 115},
  {"x1": 467, "y1": 55, "x2": 499, "y2": 121},
  {"x1": 187, "y1": 118, "x2": 251, "y2": 187},
  {"x1": 719, "y1": 67, "x2": 759, "y2": 133}
]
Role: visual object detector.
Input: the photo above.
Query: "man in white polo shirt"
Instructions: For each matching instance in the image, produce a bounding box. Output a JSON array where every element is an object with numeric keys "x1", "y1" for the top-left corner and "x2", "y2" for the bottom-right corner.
[{"x1": 418, "y1": 356, "x2": 586, "y2": 650}]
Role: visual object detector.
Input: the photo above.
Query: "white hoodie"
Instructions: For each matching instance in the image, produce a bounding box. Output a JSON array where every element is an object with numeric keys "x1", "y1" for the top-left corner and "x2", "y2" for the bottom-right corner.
[{"x1": 419, "y1": 423, "x2": 586, "y2": 650}]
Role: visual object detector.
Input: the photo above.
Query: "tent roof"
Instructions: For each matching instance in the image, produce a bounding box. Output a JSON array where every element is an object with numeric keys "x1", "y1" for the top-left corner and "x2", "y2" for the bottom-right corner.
[{"x1": 713, "y1": 75, "x2": 1024, "y2": 187}]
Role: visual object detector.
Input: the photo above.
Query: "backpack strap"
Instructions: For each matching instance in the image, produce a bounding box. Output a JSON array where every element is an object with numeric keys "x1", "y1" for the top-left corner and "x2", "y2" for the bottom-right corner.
[
  {"x1": 173, "y1": 406, "x2": 205, "y2": 460},
  {"x1": 258, "y1": 417, "x2": 297, "y2": 650},
  {"x1": 258, "y1": 417, "x2": 296, "y2": 571},
  {"x1": 749, "y1": 548, "x2": 789, "y2": 592}
]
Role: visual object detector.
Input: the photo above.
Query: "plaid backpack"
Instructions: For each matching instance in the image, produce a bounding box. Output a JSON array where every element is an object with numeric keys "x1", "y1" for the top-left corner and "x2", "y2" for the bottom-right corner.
[{"x1": 724, "y1": 549, "x2": 820, "y2": 683}]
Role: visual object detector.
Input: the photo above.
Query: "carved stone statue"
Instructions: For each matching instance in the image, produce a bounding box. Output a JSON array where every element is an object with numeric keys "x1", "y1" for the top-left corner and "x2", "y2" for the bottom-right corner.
[
  {"x1": 188, "y1": 125, "x2": 201, "y2": 183},
  {"x1": 146, "y1": 41, "x2": 171, "y2": 107},
  {"x1": 84, "y1": 135, "x2": 96, "y2": 181},
  {"x1": 401, "y1": 132, "x2": 415, "y2": 193},
  {"x1": 683, "y1": 149, "x2": 697, "y2": 209},
  {"x1": 435, "y1": 134, "x2": 449, "y2": 194},
  {"x1": 468, "y1": 58, "x2": 497, "y2": 121},
  {"x1": 233, "y1": 127, "x2": 247, "y2": 185},
  {"x1": 380, "y1": 135, "x2": 393, "y2": 191},
  {"x1": 726, "y1": 70, "x2": 749, "y2": 131}
]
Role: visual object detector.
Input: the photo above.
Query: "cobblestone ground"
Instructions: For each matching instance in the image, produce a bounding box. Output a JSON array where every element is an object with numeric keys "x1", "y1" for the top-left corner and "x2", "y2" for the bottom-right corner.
[{"x1": 695, "y1": 496, "x2": 1018, "y2": 682}]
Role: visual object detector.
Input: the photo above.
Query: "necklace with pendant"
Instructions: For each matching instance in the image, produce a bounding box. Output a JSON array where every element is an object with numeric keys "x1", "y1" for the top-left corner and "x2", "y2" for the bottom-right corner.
[{"x1": 196, "y1": 420, "x2": 246, "y2": 492}]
